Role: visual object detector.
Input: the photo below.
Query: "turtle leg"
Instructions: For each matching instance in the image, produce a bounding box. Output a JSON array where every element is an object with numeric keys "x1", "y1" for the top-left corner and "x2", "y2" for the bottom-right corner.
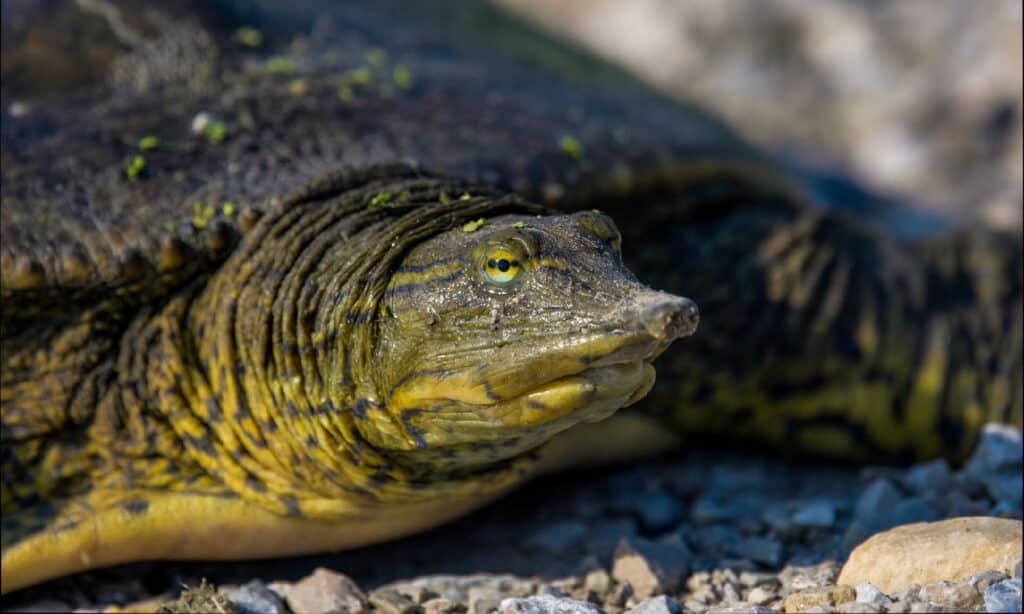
[{"x1": 612, "y1": 186, "x2": 1021, "y2": 461}]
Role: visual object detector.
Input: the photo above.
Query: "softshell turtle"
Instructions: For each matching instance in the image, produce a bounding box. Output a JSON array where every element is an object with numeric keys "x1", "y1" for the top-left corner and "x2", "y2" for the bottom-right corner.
[{"x1": 1, "y1": 0, "x2": 1020, "y2": 593}]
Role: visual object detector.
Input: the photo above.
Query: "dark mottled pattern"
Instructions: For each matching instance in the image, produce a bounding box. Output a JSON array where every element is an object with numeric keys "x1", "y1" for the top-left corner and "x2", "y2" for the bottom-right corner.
[{"x1": 614, "y1": 189, "x2": 1022, "y2": 461}]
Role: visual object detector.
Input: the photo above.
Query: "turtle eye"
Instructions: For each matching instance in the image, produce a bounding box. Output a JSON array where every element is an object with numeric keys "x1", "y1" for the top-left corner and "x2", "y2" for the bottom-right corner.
[{"x1": 482, "y1": 248, "x2": 522, "y2": 286}]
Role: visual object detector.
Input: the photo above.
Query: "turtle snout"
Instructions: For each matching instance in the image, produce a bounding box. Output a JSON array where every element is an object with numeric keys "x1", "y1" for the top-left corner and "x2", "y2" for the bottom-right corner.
[{"x1": 639, "y1": 294, "x2": 699, "y2": 341}]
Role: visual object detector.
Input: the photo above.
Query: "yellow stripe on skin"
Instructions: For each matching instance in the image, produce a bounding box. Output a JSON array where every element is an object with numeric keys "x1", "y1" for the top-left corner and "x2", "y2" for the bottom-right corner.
[
  {"x1": 391, "y1": 369, "x2": 498, "y2": 412},
  {"x1": 389, "y1": 260, "x2": 463, "y2": 288},
  {"x1": 531, "y1": 257, "x2": 572, "y2": 271},
  {"x1": 904, "y1": 320, "x2": 949, "y2": 459},
  {"x1": 666, "y1": 355, "x2": 911, "y2": 457}
]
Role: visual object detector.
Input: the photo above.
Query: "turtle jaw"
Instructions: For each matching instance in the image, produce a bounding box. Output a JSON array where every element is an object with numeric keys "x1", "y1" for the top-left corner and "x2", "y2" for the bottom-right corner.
[
  {"x1": 384, "y1": 290, "x2": 698, "y2": 456},
  {"x1": 489, "y1": 359, "x2": 658, "y2": 428}
]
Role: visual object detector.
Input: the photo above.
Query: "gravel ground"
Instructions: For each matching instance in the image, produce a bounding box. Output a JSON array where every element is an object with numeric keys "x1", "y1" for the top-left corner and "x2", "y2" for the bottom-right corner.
[{"x1": 4, "y1": 425, "x2": 1021, "y2": 613}]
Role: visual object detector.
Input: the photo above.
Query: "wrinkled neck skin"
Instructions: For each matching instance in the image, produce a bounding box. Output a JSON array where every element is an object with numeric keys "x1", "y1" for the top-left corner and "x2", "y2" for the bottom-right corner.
[
  {"x1": 169, "y1": 173, "x2": 547, "y2": 519},
  {"x1": 161, "y1": 170, "x2": 696, "y2": 521}
]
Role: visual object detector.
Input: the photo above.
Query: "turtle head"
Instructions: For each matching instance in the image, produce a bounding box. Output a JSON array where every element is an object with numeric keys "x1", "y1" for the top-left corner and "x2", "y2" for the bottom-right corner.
[
  {"x1": 186, "y1": 180, "x2": 698, "y2": 513},
  {"x1": 368, "y1": 210, "x2": 698, "y2": 473}
]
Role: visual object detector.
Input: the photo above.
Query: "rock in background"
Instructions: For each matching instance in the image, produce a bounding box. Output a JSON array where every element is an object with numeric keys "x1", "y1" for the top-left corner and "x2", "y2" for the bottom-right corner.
[{"x1": 499, "y1": 0, "x2": 1023, "y2": 231}]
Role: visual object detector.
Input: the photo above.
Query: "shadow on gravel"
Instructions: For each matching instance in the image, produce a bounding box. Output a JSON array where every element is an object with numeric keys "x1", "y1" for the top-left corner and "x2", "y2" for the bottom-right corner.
[{"x1": 2, "y1": 445, "x2": 870, "y2": 608}]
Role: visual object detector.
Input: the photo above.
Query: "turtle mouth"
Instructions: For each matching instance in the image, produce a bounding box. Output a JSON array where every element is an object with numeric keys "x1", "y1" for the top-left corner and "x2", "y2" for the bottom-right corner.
[
  {"x1": 387, "y1": 291, "x2": 697, "y2": 450},
  {"x1": 488, "y1": 358, "x2": 657, "y2": 426},
  {"x1": 388, "y1": 336, "x2": 661, "y2": 452}
]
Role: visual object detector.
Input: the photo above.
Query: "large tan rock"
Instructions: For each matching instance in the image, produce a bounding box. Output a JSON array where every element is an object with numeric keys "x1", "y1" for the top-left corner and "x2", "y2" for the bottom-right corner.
[{"x1": 838, "y1": 517, "x2": 1023, "y2": 593}]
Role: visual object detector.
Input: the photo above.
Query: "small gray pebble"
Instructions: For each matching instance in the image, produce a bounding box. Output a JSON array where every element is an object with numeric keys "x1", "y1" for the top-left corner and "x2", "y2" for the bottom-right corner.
[
  {"x1": 588, "y1": 518, "x2": 639, "y2": 555},
  {"x1": 656, "y1": 533, "x2": 696, "y2": 564},
  {"x1": 409, "y1": 575, "x2": 532, "y2": 603},
  {"x1": 422, "y1": 597, "x2": 461, "y2": 614},
  {"x1": 688, "y1": 524, "x2": 742, "y2": 559},
  {"x1": 707, "y1": 464, "x2": 769, "y2": 491},
  {"x1": 285, "y1": 568, "x2": 368, "y2": 614},
  {"x1": 854, "y1": 583, "x2": 890, "y2": 605},
  {"x1": 902, "y1": 459, "x2": 953, "y2": 495},
  {"x1": 907, "y1": 602, "x2": 956, "y2": 612},
  {"x1": 990, "y1": 500, "x2": 1022, "y2": 519},
  {"x1": 792, "y1": 501, "x2": 837, "y2": 528},
  {"x1": 720, "y1": 559, "x2": 762, "y2": 574},
  {"x1": 891, "y1": 585, "x2": 921, "y2": 603},
  {"x1": 498, "y1": 594, "x2": 603, "y2": 614},
  {"x1": 941, "y1": 491, "x2": 989, "y2": 517},
  {"x1": 691, "y1": 498, "x2": 741, "y2": 525},
  {"x1": 985, "y1": 578, "x2": 1022, "y2": 614},
  {"x1": 626, "y1": 595, "x2": 681, "y2": 614},
  {"x1": 584, "y1": 569, "x2": 612, "y2": 595},
  {"x1": 704, "y1": 605, "x2": 782, "y2": 613},
  {"x1": 736, "y1": 517, "x2": 766, "y2": 535},
  {"x1": 742, "y1": 536, "x2": 784, "y2": 567},
  {"x1": 853, "y1": 480, "x2": 903, "y2": 525},
  {"x1": 837, "y1": 602, "x2": 883, "y2": 613},
  {"x1": 613, "y1": 537, "x2": 690, "y2": 597},
  {"x1": 969, "y1": 570, "x2": 1011, "y2": 594},
  {"x1": 683, "y1": 599, "x2": 708, "y2": 612},
  {"x1": 762, "y1": 505, "x2": 796, "y2": 535},
  {"x1": 637, "y1": 493, "x2": 683, "y2": 534},
  {"x1": 610, "y1": 581, "x2": 635, "y2": 607},
  {"x1": 370, "y1": 588, "x2": 421, "y2": 614},
  {"x1": 739, "y1": 572, "x2": 780, "y2": 589},
  {"x1": 228, "y1": 580, "x2": 288, "y2": 614},
  {"x1": 919, "y1": 579, "x2": 985, "y2": 611},
  {"x1": 536, "y1": 585, "x2": 568, "y2": 598},
  {"x1": 721, "y1": 581, "x2": 743, "y2": 603},
  {"x1": 963, "y1": 424, "x2": 1023, "y2": 476},
  {"x1": 842, "y1": 520, "x2": 873, "y2": 551},
  {"x1": 469, "y1": 587, "x2": 506, "y2": 614},
  {"x1": 779, "y1": 561, "x2": 842, "y2": 592},
  {"x1": 987, "y1": 474, "x2": 1024, "y2": 506},
  {"x1": 884, "y1": 497, "x2": 941, "y2": 528},
  {"x1": 747, "y1": 586, "x2": 778, "y2": 606}
]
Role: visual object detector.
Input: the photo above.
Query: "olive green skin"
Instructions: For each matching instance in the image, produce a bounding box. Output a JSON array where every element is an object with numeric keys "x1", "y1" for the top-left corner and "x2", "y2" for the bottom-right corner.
[{"x1": 1, "y1": 0, "x2": 1021, "y2": 592}]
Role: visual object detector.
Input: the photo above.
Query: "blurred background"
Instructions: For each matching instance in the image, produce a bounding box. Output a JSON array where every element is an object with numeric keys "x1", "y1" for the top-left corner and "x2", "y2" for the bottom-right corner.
[{"x1": 500, "y1": 0, "x2": 1023, "y2": 230}]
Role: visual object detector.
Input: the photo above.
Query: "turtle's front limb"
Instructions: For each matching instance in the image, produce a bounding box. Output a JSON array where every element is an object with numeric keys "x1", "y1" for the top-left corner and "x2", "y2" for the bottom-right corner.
[
  {"x1": 0, "y1": 287, "x2": 511, "y2": 594},
  {"x1": 616, "y1": 190, "x2": 1022, "y2": 462}
]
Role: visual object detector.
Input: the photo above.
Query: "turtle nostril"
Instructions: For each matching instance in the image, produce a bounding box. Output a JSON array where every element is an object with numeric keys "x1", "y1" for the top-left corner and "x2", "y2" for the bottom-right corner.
[{"x1": 640, "y1": 296, "x2": 699, "y2": 341}]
